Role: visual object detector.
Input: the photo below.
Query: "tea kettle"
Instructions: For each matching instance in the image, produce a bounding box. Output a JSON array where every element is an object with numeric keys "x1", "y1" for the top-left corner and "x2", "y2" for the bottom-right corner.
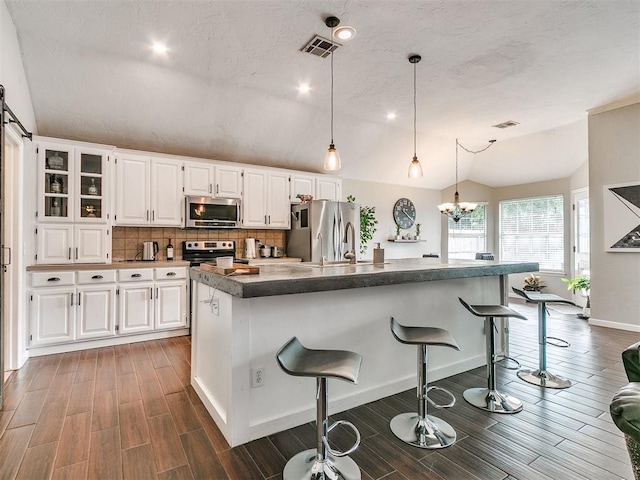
[{"x1": 142, "y1": 241, "x2": 159, "y2": 261}]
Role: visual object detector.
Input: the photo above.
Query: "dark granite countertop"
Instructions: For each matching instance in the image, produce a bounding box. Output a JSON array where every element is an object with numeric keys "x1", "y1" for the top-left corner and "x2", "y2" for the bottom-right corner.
[{"x1": 190, "y1": 258, "x2": 539, "y2": 298}]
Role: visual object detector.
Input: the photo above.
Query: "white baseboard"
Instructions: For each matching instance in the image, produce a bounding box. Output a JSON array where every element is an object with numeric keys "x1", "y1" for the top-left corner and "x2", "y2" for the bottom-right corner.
[{"x1": 589, "y1": 318, "x2": 640, "y2": 332}]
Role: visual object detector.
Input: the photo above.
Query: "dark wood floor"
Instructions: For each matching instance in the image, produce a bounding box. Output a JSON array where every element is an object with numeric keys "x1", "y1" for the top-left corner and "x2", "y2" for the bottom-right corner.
[{"x1": 0, "y1": 301, "x2": 634, "y2": 479}]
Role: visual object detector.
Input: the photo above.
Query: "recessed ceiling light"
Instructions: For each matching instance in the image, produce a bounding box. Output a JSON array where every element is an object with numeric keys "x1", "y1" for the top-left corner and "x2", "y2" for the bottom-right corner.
[
  {"x1": 386, "y1": 112, "x2": 397, "y2": 120},
  {"x1": 298, "y1": 84, "x2": 311, "y2": 94},
  {"x1": 152, "y1": 43, "x2": 168, "y2": 54},
  {"x1": 333, "y1": 26, "x2": 356, "y2": 41}
]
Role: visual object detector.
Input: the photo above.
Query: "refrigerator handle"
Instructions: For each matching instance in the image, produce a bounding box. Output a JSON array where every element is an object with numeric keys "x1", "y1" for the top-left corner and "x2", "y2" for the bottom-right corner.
[{"x1": 338, "y1": 210, "x2": 344, "y2": 260}]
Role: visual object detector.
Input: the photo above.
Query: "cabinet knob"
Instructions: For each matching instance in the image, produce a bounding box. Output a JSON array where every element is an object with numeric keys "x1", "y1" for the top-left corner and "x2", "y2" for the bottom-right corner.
[
  {"x1": 131, "y1": 273, "x2": 142, "y2": 278},
  {"x1": 166, "y1": 272, "x2": 176, "y2": 276},
  {"x1": 92, "y1": 275, "x2": 104, "y2": 280},
  {"x1": 47, "y1": 277, "x2": 61, "y2": 282}
]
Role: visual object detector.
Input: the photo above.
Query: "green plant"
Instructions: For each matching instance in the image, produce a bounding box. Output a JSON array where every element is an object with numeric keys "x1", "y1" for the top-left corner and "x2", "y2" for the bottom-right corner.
[
  {"x1": 562, "y1": 275, "x2": 590, "y2": 292},
  {"x1": 395, "y1": 224, "x2": 401, "y2": 236},
  {"x1": 347, "y1": 195, "x2": 378, "y2": 254}
]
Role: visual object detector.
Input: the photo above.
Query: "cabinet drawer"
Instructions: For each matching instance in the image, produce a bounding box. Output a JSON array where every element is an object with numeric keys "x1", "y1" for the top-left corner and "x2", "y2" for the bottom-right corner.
[
  {"x1": 77, "y1": 270, "x2": 117, "y2": 284},
  {"x1": 117, "y1": 269, "x2": 154, "y2": 282},
  {"x1": 31, "y1": 271, "x2": 75, "y2": 288},
  {"x1": 155, "y1": 267, "x2": 187, "y2": 281}
]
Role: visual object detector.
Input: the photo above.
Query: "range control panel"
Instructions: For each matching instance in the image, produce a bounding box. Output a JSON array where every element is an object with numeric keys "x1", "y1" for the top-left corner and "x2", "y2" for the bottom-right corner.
[{"x1": 184, "y1": 240, "x2": 236, "y2": 251}]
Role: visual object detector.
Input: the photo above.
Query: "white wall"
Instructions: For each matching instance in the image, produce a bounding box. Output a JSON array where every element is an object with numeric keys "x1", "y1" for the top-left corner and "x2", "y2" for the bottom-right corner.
[
  {"x1": 588, "y1": 102, "x2": 640, "y2": 329},
  {"x1": 342, "y1": 178, "x2": 441, "y2": 260}
]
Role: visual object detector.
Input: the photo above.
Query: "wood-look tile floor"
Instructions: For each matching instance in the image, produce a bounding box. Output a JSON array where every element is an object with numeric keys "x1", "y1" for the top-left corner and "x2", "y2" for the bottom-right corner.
[{"x1": 0, "y1": 301, "x2": 634, "y2": 479}]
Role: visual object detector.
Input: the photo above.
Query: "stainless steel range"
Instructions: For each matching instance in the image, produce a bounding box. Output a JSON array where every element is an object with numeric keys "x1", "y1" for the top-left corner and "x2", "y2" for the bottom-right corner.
[{"x1": 182, "y1": 240, "x2": 245, "y2": 266}]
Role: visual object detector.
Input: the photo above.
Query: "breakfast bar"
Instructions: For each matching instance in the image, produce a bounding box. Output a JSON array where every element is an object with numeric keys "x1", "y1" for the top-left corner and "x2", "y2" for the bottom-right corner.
[{"x1": 190, "y1": 258, "x2": 537, "y2": 447}]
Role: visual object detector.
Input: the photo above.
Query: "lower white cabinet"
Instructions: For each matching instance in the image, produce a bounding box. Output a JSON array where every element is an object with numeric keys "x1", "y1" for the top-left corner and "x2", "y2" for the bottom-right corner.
[{"x1": 29, "y1": 266, "x2": 188, "y2": 349}]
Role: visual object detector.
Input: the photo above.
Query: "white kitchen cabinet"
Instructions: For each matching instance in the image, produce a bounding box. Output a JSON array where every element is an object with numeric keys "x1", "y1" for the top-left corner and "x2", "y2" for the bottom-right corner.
[
  {"x1": 76, "y1": 285, "x2": 116, "y2": 340},
  {"x1": 155, "y1": 282, "x2": 187, "y2": 329},
  {"x1": 316, "y1": 177, "x2": 342, "y2": 201},
  {"x1": 37, "y1": 139, "x2": 112, "y2": 224},
  {"x1": 36, "y1": 224, "x2": 110, "y2": 264},
  {"x1": 290, "y1": 173, "x2": 316, "y2": 203},
  {"x1": 29, "y1": 286, "x2": 75, "y2": 346},
  {"x1": 184, "y1": 162, "x2": 242, "y2": 199},
  {"x1": 115, "y1": 152, "x2": 183, "y2": 226},
  {"x1": 118, "y1": 282, "x2": 155, "y2": 334},
  {"x1": 242, "y1": 168, "x2": 290, "y2": 229}
]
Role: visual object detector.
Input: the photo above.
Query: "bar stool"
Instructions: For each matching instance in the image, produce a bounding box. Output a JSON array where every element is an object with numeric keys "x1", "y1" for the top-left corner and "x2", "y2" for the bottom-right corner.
[
  {"x1": 512, "y1": 287, "x2": 575, "y2": 389},
  {"x1": 389, "y1": 317, "x2": 459, "y2": 449},
  {"x1": 459, "y1": 297, "x2": 527, "y2": 414},
  {"x1": 276, "y1": 337, "x2": 362, "y2": 480}
]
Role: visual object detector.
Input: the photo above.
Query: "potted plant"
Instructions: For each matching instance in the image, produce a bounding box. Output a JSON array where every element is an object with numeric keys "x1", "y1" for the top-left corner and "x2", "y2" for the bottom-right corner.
[
  {"x1": 395, "y1": 224, "x2": 402, "y2": 240},
  {"x1": 562, "y1": 275, "x2": 590, "y2": 319},
  {"x1": 346, "y1": 195, "x2": 378, "y2": 254},
  {"x1": 523, "y1": 274, "x2": 545, "y2": 292},
  {"x1": 414, "y1": 223, "x2": 421, "y2": 240}
]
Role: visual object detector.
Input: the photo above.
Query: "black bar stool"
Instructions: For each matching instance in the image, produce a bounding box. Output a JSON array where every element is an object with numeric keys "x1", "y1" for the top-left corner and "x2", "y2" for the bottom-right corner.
[
  {"x1": 389, "y1": 317, "x2": 459, "y2": 448},
  {"x1": 276, "y1": 337, "x2": 362, "y2": 480},
  {"x1": 512, "y1": 287, "x2": 575, "y2": 389},
  {"x1": 459, "y1": 297, "x2": 527, "y2": 414}
]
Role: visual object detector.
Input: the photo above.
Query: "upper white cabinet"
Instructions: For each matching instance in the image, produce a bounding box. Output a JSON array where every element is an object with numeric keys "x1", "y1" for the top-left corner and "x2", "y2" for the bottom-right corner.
[
  {"x1": 184, "y1": 161, "x2": 242, "y2": 198},
  {"x1": 36, "y1": 224, "x2": 110, "y2": 264},
  {"x1": 242, "y1": 168, "x2": 290, "y2": 229},
  {"x1": 290, "y1": 173, "x2": 316, "y2": 202},
  {"x1": 37, "y1": 139, "x2": 111, "y2": 223},
  {"x1": 115, "y1": 152, "x2": 183, "y2": 226},
  {"x1": 316, "y1": 177, "x2": 342, "y2": 201}
]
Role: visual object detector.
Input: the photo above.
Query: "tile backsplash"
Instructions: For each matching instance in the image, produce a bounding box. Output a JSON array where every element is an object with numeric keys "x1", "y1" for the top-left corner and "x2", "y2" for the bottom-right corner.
[{"x1": 112, "y1": 227, "x2": 287, "y2": 262}]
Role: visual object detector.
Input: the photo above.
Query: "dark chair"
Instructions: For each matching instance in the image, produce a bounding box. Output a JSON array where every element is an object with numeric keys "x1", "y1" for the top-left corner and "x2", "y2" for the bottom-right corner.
[{"x1": 276, "y1": 337, "x2": 362, "y2": 480}]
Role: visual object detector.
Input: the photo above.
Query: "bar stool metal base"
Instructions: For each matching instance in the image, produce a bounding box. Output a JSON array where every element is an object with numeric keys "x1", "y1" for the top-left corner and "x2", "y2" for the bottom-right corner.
[
  {"x1": 463, "y1": 387, "x2": 523, "y2": 414},
  {"x1": 390, "y1": 412, "x2": 456, "y2": 449},
  {"x1": 283, "y1": 449, "x2": 360, "y2": 480},
  {"x1": 517, "y1": 368, "x2": 572, "y2": 389}
]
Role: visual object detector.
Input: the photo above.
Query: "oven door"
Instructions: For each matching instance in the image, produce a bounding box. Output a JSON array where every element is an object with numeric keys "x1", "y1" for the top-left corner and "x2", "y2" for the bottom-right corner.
[{"x1": 185, "y1": 197, "x2": 240, "y2": 228}]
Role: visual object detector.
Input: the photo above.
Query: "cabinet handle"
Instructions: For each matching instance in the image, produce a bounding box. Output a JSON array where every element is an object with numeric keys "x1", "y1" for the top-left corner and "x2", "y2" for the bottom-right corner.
[
  {"x1": 166, "y1": 271, "x2": 176, "y2": 276},
  {"x1": 216, "y1": 184, "x2": 219, "y2": 195},
  {"x1": 92, "y1": 275, "x2": 104, "y2": 280},
  {"x1": 152, "y1": 210, "x2": 155, "y2": 221},
  {"x1": 131, "y1": 273, "x2": 142, "y2": 278},
  {"x1": 47, "y1": 277, "x2": 61, "y2": 282},
  {"x1": 150, "y1": 287, "x2": 153, "y2": 299},
  {"x1": 75, "y1": 247, "x2": 78, "y2": 260},
  {"x1": 70, "y1": 293, "x2": 74, "y2": 306},
  {"x1": 268, "y1": 215, "x2": 271, "y2": 225},
  {"x1": 156, "y1": 287, "x2": 158, "y2": 298},
  {"x1": 209, "y1": 183, "x2": 212, "y2": 194},
  {"x1": 146, "y1": 210, "x2": 149, "y2": 221},
  {"x1": 68, "y1": 248, "x2": 71, "y2": 260},
  {"x1": 264, "y1": 215, "x2": 267, "y2": 224},
  {"x1": 78, "y1": 292, "x2": 81, "y2": 306}
]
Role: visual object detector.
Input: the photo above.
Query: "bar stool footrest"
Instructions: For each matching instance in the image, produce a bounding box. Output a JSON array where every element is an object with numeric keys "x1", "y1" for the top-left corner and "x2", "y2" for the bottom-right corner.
[
  {"x1": 323, "y1": 420, "x2": 361, "y2": 458},
  {"x1": 517, "y1": 368, "x2": 572, "y2": 389},
  {"x1": 390, "y1": 412, "x2": 456, "y2": 449},
  {"x1": 283, "y1": 449, "x2": 361, "y2": 480},
  {"x1": 426, "y1": 386, "x2": 456, "y2": 409},
  {"x1": 546, "y1": 336, "x2": 570, "y2": 348},
  {"x1": 463, "y1": 387, "x2": 522, "y2": 414},
  {"x1": 496, "y1": 355, "x2": 521, "y2": 370}
]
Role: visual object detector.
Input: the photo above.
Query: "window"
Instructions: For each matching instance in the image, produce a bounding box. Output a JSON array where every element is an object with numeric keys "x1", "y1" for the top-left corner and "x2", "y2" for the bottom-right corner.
[
  {"x1": 499, "y1": 195, "x2": 564, "y2": 272},
  {"x1": 448, "y1": 205, "x2": 487, "y2": 260}
]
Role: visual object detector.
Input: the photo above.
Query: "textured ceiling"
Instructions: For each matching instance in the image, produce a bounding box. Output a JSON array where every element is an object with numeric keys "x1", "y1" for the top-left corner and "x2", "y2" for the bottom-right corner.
[{"x1": 6, "y1": 0, "x2": 640, "y2": 189}]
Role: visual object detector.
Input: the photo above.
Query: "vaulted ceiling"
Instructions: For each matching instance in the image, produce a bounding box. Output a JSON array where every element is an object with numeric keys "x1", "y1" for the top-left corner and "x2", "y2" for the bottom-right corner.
[{"x1": 6, "y1": 0, "x2": 640, "y2": 189}]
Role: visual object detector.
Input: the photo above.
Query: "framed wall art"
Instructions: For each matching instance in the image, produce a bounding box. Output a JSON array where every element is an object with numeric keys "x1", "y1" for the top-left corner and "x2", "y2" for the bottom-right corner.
[{"x1": 603, "y1": 181, "x2": 640, "y2": 252}]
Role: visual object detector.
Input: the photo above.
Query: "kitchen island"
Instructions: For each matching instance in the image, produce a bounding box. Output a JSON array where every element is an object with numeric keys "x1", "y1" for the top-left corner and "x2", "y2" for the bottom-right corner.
[{"x1": 190, "y1": 258, "x2": 537, "y2": 447}]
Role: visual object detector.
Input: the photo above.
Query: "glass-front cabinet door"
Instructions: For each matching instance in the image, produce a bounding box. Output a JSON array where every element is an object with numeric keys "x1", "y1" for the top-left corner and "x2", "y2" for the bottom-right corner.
[
  {"x1": 78, "y1": 150, "x2": 107, "y2": 221},
  {"x1": 42, "y1": 146, "x2": 72, "y2": 221}
]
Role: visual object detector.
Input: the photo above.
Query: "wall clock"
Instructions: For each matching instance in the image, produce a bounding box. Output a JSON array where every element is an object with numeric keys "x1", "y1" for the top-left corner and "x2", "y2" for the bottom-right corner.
[{"x1": 393, "y1": 197, "x2": 416, "y2": 229}]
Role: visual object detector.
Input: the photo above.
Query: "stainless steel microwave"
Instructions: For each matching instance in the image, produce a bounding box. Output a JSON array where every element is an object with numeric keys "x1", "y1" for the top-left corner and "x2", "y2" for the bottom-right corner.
[{"x1": 185, "y1": 197, "x2": 240, "y2": 228}]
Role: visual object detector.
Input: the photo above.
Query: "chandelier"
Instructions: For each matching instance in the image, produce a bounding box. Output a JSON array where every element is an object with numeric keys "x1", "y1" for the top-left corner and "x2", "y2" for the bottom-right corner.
[{"x1": 438, "y1": 138, "x2": 496, "y2": 222}]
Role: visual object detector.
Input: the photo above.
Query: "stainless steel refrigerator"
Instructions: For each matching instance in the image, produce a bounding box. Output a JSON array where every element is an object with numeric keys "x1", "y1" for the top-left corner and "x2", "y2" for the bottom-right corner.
[{"x1": 287, "y1": 200, "x2": 360, "y2": 262}]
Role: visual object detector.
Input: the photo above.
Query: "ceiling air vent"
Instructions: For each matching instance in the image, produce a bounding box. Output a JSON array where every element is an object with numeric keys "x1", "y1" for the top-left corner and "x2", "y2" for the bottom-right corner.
[
  {"x1": 492, "y1": 120, "x2": 520, "y2": 129},
  {"x1": 301, "y1": 35, "x2": 340, "y2": 58}
]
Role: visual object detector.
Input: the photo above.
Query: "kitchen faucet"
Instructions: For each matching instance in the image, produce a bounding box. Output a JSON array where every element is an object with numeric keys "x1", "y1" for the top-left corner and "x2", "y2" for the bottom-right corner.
[{"x1": 344, "y1": 222, "x2": 357, "y2": 264}]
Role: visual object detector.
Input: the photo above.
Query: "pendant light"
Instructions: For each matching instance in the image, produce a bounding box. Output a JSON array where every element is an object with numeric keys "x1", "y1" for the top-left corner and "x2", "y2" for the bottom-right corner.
[
  {"x1": 323, "y1": 16, "x2": 341, "y2": 171},
  {"x1": 408, "y1": 54, "x2": 423, "y2": 178},
  {"x1": 438, "y1": 138, "x2": 496, "y2": 222}
]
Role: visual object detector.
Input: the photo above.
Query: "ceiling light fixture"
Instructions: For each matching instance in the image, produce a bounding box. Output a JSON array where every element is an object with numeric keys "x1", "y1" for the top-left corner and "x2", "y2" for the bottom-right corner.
[
  {"x1": 387, "y1": 112, "x2": 397, "y2": 120},
  {"x1": 323, "y1": 16, "x2": 341, "y2": 171},
  {"x1": 438, "y1": 138, "x2": 496, "y2": 222},
  {"x1": 298, "y1": 83, "x2": 311, "y2": 94},
  {"x1": 408, "y1": 54, "x2": 423, "y2": 178},
  {"x1": 152, "y1": 43, "x2": 168, "y2": 54},
  {"x1": 333, "y1": 25, "x2": 357, "y2": 41}
]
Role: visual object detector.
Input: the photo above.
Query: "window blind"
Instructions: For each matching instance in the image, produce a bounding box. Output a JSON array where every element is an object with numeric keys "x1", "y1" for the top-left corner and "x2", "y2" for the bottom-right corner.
[
  {"x1": 448, "y1": 205, "x2": 487, "y2": 260},
  {"x1": 499, "y1": 195, "x2": 564, "y2": 272}
]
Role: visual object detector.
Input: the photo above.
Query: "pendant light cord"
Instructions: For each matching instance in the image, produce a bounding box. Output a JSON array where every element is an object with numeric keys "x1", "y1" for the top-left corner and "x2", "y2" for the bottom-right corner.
[
  {"x1": 413, "y1": 61, "x2": 417, "y2": 157},
  {"x1": 455, "y1": 138, "x2": 496, "y2": 190},
  {"x1": 330, "y1": 29, "x2": 335, "y2": 144}
]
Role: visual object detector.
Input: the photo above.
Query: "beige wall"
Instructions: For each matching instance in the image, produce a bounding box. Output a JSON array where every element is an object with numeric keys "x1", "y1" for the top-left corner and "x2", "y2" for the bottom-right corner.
[
  {"x1": 588, "y1": 102, "x2": 640, "y2": 329},
  {"x1": 342, "y1": 179, "x2": 441, "y2": 260}
]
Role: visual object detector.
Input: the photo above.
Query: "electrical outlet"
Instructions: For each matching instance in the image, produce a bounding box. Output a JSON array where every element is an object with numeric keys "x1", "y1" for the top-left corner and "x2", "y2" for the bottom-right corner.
[
  {"x1": 252, "y1": 366, "x2": 265, "y2": 388},
  {"x1": 211, "y1": 298, "x2": 219, "y2": 316}
]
